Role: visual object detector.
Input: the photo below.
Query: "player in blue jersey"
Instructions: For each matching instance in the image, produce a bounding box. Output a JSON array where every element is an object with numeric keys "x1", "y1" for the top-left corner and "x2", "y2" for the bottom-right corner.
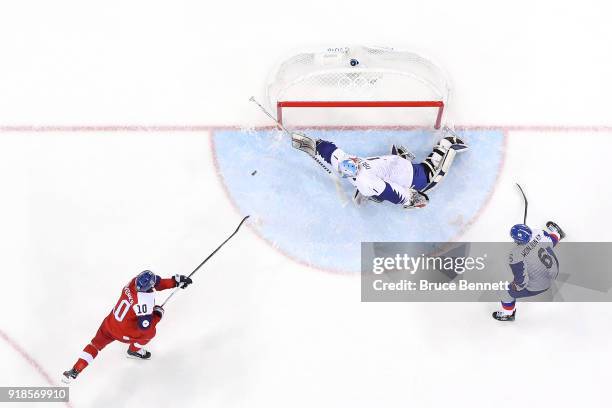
[
  {"x1": 493, "y1": 221, "x2": 566, "y2": 321},
  {"x1": 291, "y1": 127, "x2": 468, "y2": 209}
]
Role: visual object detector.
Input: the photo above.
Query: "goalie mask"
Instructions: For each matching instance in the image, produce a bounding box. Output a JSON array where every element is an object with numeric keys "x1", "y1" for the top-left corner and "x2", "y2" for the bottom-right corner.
[{"x1": 338, "y1": 157, "x2": 360, "y2": 178}]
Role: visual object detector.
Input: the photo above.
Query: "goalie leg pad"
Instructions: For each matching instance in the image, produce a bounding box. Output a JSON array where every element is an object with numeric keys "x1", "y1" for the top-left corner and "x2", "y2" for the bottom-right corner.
[
  {"x1": 421, "y1": 147, "x2": 457, "y2": 192},
  {"x1": 420, "y1": 134, "x2": 468, "y2": 192},
  {"x1": 441, "y1": 126, "x2": 469, "y2": 151},
  {"x1": 291, "y1": 132, "x2": 317, "y2": 157}
]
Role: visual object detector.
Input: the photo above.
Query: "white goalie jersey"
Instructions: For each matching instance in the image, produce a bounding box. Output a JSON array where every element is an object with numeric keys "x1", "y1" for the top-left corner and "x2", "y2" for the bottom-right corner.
[
  {"x1": 331, "y1": 148, "x2": 415, "y2": 199},
  {"x1": 313, "y1": 139, "x2": 428, "y2": 206}
]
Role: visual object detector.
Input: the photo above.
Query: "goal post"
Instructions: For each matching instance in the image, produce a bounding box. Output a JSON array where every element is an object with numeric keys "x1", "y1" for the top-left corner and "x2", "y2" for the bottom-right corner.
[{"x1": 267, "y1": 46, "x2": 451, "y2": 129}]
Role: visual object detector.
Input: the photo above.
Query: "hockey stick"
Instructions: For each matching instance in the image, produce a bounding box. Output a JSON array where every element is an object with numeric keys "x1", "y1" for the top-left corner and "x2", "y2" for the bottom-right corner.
[
  {"x1": 248, "y1": 96, "x2": 333, "y2": 175},
  {"x1": 249, "y1": 96, "x2": 349, "y2": 206},
  {"x1": 161, "y1": 215, "x2": 250, "y2": 307},
  {"x1": 516, "y1": 183, "x2": 528, "y2": 224}
]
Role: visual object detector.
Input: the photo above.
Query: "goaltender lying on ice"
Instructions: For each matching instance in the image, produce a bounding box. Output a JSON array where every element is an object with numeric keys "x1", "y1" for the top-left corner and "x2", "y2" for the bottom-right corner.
[{"x1": 291, "y1": 126, "x2": 468, "y2": 209}]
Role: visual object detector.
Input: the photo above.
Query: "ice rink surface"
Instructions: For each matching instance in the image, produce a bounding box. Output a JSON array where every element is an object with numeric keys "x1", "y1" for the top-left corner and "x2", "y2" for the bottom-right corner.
[
  {"x1": 1, "y1": 1, "x2": 612, "y2": 407},
  {"x1": 214, "y1": 128, "x2": 504, "y2": 272}
]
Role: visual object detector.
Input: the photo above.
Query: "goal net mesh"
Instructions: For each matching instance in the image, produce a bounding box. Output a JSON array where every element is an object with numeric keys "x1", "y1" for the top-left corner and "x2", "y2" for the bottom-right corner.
[{"x1": 267, "y1": 46, "x2": 451, "y2": 128}]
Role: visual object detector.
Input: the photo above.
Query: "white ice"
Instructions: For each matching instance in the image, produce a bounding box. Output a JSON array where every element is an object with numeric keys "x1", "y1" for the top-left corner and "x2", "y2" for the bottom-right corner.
[{"x1": 1, "y1": 1, "x2": 612, "y2": 408}]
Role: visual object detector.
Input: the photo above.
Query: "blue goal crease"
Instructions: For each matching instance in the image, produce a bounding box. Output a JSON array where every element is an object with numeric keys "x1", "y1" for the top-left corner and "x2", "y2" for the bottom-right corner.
[{"x1": 212, "y1": 129, "x2": 505, "y2": 273}]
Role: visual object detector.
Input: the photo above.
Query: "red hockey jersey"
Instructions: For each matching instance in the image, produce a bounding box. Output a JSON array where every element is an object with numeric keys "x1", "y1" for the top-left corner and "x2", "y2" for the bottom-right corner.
[{"x1": 103, "y1": 275, "x2": 176, "y2": 341}]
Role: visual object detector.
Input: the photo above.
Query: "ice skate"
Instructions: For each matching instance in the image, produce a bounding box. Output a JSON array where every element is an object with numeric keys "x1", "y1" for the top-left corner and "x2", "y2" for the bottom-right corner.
[
  {"x1": 62, "y1": 368, "x2": 80, "y2": 384},
  {"x1": 492, "y1": 310, "x2": 516, "y2": 322},
  {"x1": 127, "y1": 348, "x2": 152, "y2": 360}
]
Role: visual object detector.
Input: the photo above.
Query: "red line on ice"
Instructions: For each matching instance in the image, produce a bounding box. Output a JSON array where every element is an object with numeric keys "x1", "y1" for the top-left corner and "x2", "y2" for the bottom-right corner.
[
  {"x1": 0, "y1": 122, "x2": 609, "y2": 275},
  {"x1": 0, "y1": 329, "x2": 74, "y2": 408},
  {"x1": 0, "y1": 124, "x2": 612, "y2": 132}
]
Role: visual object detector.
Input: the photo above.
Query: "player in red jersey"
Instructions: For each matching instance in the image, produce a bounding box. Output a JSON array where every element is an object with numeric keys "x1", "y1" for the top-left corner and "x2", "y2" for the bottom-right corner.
[{"x1": 62, "y1": 270, "x2": 192, "y2": 383}]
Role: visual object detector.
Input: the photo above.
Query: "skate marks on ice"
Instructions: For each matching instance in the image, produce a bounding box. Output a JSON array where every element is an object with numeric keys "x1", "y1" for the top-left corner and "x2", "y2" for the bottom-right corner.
[{"x1": 212, "y1": 129, "x2": 504, "y2": 273}]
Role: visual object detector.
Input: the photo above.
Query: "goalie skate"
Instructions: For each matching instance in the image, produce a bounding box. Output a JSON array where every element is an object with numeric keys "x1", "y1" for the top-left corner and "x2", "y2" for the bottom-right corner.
[{"x1": 441, "y1": 126, "x2": 468, "y2": 151}]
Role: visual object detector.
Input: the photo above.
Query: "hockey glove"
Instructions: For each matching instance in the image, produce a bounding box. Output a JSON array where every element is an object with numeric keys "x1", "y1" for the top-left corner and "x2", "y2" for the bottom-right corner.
[
  {"x1": 403, "y1": 190, "x2": 429, "y2": 210},
  {"x1": 546, "y1": 221, "x2": 566, "y2": 240},
  {"x1": 153, "y1": 305, "x2": 164, "y2": 319},
  {"x1": 174, "y1": 274, "x2": 193, "y2": 289},
  {"x1": 291, "y1": 132, "x2": 317, "y2": 157}
]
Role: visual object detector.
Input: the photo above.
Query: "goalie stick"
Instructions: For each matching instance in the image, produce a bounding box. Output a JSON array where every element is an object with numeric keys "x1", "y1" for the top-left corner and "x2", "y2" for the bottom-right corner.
[
  {"x1": 249, "y1": 96, "x2": 332, "y2": 174},
  {"x1": 249, "y1": 96, "x2": 349, "y2": 206},
  {"x1": 161, "y1": 215, "x2": 250, "y2": 307}
]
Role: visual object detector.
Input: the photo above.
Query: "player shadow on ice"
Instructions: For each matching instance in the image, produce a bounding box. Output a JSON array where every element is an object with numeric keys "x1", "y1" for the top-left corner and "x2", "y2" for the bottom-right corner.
[{"x1": 212, "y1": 128, "x2": 504, "y2": 273}]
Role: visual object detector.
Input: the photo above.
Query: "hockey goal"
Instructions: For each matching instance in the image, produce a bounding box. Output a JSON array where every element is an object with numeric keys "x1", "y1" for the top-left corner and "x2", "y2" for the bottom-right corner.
[{"x1": 267, "y1": 46, "x2": 451, "y2": 129}]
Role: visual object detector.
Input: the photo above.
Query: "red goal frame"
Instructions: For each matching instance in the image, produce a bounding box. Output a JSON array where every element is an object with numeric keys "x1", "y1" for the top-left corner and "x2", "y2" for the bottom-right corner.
[{"x1": 276, "y1": 100, "x2": 445, "y2": 129}]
